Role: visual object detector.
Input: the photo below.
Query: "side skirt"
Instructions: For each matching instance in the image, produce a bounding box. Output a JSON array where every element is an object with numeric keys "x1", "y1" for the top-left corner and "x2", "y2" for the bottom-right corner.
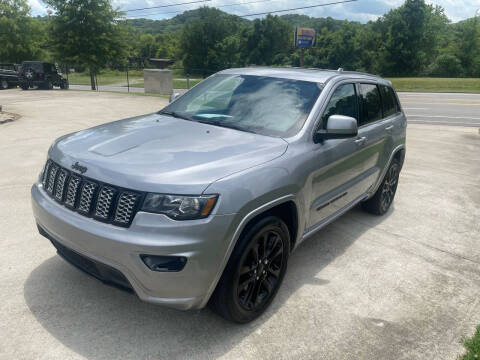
[{"x1": 301, "y1": 193, "x2": 368, "y2": 241}]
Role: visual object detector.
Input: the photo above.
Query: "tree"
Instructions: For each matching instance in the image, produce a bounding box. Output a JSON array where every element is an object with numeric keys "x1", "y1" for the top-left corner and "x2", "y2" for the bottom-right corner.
[
  {"x1": 427, "y1": 54, "x2": 463, "y2": 76},
  {"x1": 0, "y1": 0, "x2": 46, "y2": 63},
  {"x1": 375, "y1": 0, "x2": 450, "y2": 76},
  {"x1": 155, "y1": 33, "x2": 178, "y2": 59},
  {"x1": 45, "y1": 0, "x2": 127, "y2": 89},
  {"x1": 180, "y1": 7, "x2": 242, "y2": 75},
  {"x1": 136, "y1": 34, "x2": 159, "y2": 59},
  {"x1": 453, "y1": 18, "x2": 480, "y2": 76},
  {"x1": 302, "y1": 20, "x2": 364, "y2": 70},
  {"x1": 240, "y1": 15, "x2": 292, "y2": 66}
]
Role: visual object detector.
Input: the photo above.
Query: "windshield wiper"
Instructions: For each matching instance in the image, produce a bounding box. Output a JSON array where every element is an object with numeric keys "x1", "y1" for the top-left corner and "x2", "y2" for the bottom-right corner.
[
  {"x1": 196, "y1": 119, "x2": 257, "y2": 134},
  {"x1": 159, "y1": 110, "x2": 194, "y2": 122}
]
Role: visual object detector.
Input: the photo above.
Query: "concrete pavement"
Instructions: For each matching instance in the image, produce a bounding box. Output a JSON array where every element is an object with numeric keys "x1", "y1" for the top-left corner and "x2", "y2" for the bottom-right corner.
[{"x1": 0, "y1": 89, "x2": 479, "y2": 359}]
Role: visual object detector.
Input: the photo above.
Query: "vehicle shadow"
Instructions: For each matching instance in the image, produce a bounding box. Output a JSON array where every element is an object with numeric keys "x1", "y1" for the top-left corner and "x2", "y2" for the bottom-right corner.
[{"x1": 24, "y1": 205, "x2": 393, "y2": 360}]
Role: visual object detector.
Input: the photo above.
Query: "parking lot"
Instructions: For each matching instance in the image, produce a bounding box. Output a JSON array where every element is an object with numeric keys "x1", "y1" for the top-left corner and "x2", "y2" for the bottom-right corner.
[{"x1": 0, "y1": 89, "x2": 479, "y2": 359}]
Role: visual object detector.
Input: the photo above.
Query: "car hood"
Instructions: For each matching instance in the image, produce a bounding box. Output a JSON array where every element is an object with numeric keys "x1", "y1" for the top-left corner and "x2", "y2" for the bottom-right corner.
[{"x1": 50, "y1": 113, "x2": 288, "y2": 194}]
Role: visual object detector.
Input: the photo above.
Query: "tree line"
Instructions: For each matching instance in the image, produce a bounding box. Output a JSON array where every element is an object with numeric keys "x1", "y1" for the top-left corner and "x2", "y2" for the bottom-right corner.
[{"x1": 1, "y1": 0, "x2": 479, "y2": 88}]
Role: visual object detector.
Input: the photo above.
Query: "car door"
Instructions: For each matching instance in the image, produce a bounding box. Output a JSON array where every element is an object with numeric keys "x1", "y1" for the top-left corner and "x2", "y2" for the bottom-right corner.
[
  {"x1": 356, "y1": 83, "x2": 392, "y2": 193},
  {"x1": 379, "y1": 84, "x2": 404, "y2": 168},
  {"x1": 306, "y1": 82, "x2": 372, "y2": 230}
]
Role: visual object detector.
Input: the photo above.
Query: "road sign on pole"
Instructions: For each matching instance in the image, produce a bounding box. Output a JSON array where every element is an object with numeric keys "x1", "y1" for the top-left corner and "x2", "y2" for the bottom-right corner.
[
  {"x1": 294, "y1": 27, "x2": 316, "y2": 48},
  {"x1": 294, "y1": 27, "x2": 316, "y2": 67}
]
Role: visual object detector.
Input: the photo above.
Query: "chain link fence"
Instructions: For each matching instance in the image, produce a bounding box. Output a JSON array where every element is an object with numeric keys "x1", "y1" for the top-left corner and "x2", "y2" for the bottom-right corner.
[{"x1": 65, "y1": 65, "x2": 216, "y2": 93}]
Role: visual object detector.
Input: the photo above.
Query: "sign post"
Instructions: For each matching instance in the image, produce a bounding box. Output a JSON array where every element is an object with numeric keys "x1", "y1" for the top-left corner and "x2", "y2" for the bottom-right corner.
[{"x1": 294, "y1": 27, "x2": 317, "y2": 67}]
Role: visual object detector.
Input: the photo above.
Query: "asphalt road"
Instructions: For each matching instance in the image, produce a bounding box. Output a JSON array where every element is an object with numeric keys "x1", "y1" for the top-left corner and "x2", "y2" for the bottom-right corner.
[
  {"x1": 399, "y1": 92, "x2": 480, "y2": 127},
  {"x1": 0, "y1": 89, "x2": 479, "y2": 359}
]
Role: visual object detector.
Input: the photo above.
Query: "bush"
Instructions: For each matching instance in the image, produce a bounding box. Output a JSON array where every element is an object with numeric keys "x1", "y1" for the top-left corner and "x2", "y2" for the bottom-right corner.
[{"x1": 427, "y1": 54, "x2": 464, "y2": 77}]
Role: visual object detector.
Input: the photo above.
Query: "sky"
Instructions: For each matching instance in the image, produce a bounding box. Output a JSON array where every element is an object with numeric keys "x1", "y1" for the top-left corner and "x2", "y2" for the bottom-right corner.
[{"x1": 28, "y1": 0, "x2": 480, "y2": 23}]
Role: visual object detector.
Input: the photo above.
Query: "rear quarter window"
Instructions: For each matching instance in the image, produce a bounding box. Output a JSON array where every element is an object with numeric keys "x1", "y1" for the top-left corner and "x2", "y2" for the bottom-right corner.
[
  {"x1": 380, "y1": 85, "x2": 399, "y2": 118},
  {"x1": 359, "y1": 83, "x2": 382, "y2": 126}
]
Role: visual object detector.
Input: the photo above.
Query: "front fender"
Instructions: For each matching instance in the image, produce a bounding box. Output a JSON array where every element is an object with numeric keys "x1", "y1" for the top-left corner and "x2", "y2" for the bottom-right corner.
[{"x1": 199, "y1": 164, "x2": 306, "y2": 308}]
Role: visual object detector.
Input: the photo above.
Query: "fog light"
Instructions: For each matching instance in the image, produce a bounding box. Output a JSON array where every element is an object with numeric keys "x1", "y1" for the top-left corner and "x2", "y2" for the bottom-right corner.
[{"x1": 140, "y1": 255, "x2": 187, "y2": 272}]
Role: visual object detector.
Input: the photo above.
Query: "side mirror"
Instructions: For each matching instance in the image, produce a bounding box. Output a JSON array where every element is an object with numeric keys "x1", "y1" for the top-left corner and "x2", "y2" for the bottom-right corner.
[
  {"x1": 169, "y1": 92, "x2": 181, "y2": 103},
  {"x1": 314, "y1": 115, "x2": 358, "y2": 143}
]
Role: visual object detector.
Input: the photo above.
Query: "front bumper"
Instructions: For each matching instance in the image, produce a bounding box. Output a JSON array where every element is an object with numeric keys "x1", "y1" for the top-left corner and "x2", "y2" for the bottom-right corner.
[{"x1": 31, "y1": 183, "x2": 237, "y2": 310}]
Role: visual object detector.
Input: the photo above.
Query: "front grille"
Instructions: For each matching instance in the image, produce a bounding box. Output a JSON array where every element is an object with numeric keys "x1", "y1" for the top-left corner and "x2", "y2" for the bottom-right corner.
[
  {"x1": 41, "y1": 160, "x2": 143, "y2": 227},
  {"x1": 54, "y1": 169, "x2": 69, "y2": 201},
  {"x1": 46, "y1": 163, "x2": 59, "y2": 194},
  {"x1": 95, "y1": 186, "x2": 116, "y2": 219},
  {"x1": 114, "y1": 192, "x2": 140, "y2": 225},
  {"x1": 78, "y1": 181, "x2": 98, "y2": 213}
]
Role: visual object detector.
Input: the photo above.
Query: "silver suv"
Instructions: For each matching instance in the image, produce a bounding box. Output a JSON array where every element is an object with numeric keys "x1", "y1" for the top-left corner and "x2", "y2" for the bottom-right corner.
[{"x1": 32, "y1": 67, "x2": 406, "y2": 323}]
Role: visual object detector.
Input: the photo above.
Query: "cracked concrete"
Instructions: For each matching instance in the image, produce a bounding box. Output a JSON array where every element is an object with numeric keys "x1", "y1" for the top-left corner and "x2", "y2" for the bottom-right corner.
[{"x1": 0, "y1": 89, "x2": 479, "y2": 359}]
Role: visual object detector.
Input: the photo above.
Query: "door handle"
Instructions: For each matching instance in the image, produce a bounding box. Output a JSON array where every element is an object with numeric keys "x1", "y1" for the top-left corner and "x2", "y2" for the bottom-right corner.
[
  {"x1": 354, "y1": 137, "x2": 367, "y2": 146},
  {"x1": 385, "y1": 125, "x2": 394, "y2": 132}
]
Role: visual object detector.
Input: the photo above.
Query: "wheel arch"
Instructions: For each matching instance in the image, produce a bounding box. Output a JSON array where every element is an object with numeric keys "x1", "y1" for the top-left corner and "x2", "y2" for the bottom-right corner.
[
  {"x1": 238, "y1": 200, "x2": 299, "y2": 252},
  {"x1": 368, "y1": 144, "x2": 406, "y2": 199},
  {"x1": 200, "y1": 195, "x2": 300, "y2": 308}
]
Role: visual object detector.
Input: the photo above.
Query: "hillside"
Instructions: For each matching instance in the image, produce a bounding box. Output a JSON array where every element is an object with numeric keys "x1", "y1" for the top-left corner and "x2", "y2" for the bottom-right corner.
[
  {"x1": 125, "y1": 7, "x2": 472, "y2": 36},
  {"x1": 125, "y1": 8, "x2": 250, "y2": 34}
]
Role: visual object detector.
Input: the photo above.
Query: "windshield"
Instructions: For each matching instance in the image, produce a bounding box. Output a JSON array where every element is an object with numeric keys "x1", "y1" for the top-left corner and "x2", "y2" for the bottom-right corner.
[
  {"x1": 160, "y1": 74, "x2": 322, "y2": 137},
  {"x1": 21, "y1": 62, "x2": 43, "y2": 72}
]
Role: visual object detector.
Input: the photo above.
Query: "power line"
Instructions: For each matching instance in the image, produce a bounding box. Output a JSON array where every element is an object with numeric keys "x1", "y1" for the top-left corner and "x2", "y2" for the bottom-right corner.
[
  {"x1": 239, "y1": 0, "x2": 358, "y2": 17},
  {"x1": 126, "y1": 0, "x2": 272, "y2": 19},
  {"x1": 125, "y1": 0, "x2": 359, "y2": 20},
  {"x1": 124, "y1": 0, "x2": 212, "y2": 12}
]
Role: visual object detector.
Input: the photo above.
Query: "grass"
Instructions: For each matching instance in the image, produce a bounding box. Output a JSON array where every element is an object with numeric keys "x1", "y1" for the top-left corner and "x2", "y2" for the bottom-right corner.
[
  {"x1": 461, "y1": 326, "x2": 480, "y2": 360},
  {"x1": 174, "y1": 78, "x2": 202, "y2": 89},
  {"x1": 129, "y1": 78, "x2": 202, "y2": 89},
  {"x1": 68, "y1": 70, "x2": 143, "y2": 86},
  {"x1": 75, "y1": 89, "x2": 170, "y2": 99},
  {"x1": 68, "y1": 70, "x2": 202, "y2": 89},
  {"x1": 388, "y1": 77, "x2": 480, "y2": 93},
  {"x1": 69, "y1": 71, "x2": 480, "y2": 93}
]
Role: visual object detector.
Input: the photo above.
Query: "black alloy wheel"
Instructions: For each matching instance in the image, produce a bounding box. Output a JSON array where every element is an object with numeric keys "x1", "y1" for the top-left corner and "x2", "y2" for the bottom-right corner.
[
  {"x1": 209, "y1": 216, "x2": 290, "y2": 323},
  {"x1": 380, "y1": 162, "x2": 399, "y2": 213},
  {"x1": 362, "y1": 158, "x2": 400, "y2": 215},
  {"x1": 235, "y1": 225, "x2": 285, "y2": 311}
]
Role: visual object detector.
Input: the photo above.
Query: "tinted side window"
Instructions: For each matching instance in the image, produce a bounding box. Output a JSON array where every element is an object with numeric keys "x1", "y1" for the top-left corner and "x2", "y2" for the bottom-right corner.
[
  {"x1": 44, "y1": 63, "x2": 53, "y2": 73},
  {"x1": 359, "y1": 83, "x2": 382, "y2": 126},
  {"x1": 380, "y1": 85, "x2": 398, "y2": 117},
  {"x1": 321, "y1": 83, "x2": 358, "y2": 128},
  {"x1": 22, "y1": 62, "x2": 43, "y2": 72}
]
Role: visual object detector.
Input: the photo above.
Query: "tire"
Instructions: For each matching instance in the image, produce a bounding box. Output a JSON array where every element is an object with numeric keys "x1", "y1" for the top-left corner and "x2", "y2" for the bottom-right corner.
[
  {"x1": 1, "y1": 79, "x2": 8, "y2": 90},
  {"x1": 60, "y1": 80, "x2": 69, "y2": 90},
  {"x1": 362, "y1": 158, "x2": 400, "y2": 215},
  {"x1": 20, "y1": 84, "x2": 29, "y2": 90},
  {"x1": 209, "y1": 216, "x2": 290, "y2": 323},
  {"x1": 44, "y1": 80, "x2": 53, "y2": 90}
]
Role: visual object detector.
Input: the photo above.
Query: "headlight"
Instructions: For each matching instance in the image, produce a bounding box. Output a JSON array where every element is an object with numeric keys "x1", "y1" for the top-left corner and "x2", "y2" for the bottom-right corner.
[{"x1": 141, "y1": 193, "x2": 218, "y2": 220}]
